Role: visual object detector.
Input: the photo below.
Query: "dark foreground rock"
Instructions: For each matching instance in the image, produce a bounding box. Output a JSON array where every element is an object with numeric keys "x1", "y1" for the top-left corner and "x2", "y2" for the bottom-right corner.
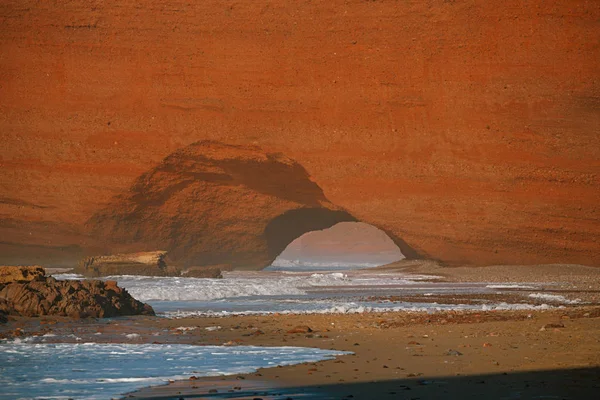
[
  {"x1": 181, "y1": 265, "x2": 226, "y2": 279},
  {"x1": 0, "y1": 267, "x2": 154, "y2": 319}
]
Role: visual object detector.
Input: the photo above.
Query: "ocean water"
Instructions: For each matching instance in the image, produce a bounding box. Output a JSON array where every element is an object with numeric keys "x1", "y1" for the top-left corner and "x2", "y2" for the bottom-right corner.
[
  {"x1": 0, "y1": 342, "x2": 350, "y2": 400},
  {"x1": 54, "y1": 265, "x2": 562, "y2": 317},
  {"x1": 1, "y1": 264, "x2": 570, "y2": 399}
]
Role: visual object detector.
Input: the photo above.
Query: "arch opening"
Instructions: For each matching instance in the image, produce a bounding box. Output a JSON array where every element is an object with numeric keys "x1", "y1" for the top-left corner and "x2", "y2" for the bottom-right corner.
[
  {"x1": 266, "y1": 219, "x2": 406, "y2": 271},
  {"x1": 263, "y1": 208, "x2": 357, "y2": 263}
]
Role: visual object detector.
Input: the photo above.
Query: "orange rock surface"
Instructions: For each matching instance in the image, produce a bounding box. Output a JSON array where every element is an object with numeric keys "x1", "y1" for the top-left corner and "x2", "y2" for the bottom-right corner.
[
  {"x1": 1, "y1": 0, "x2": 598, "y2": 267},
  {"x1": 0, "y1": 266, "x2": 45, "y2": 284}
]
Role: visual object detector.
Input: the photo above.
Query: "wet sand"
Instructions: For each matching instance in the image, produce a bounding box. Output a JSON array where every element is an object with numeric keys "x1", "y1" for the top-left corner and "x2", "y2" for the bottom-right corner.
[{"x1": 120, "y1": 308, "x2": 600, "y2": 399}]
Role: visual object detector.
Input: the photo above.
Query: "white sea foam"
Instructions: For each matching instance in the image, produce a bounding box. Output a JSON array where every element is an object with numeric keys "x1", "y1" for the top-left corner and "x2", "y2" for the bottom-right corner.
[
  {"x1": 53, "y1": 270, "x2": 551, "y2": 318},
  {"x1": 0, "y1": 343, "x2": 351, "y2": 400},
  {"x1": 175, "y1": 326, "x2": 197, "y2": 331},
  {"x1": 205, "y1": 326, "x2": 221, "y2": 331},
  {"x1": 114, "y1": 271, "x2": 429, "y2": 302},
  {"x1": 124, "y1": 333, "x2": 141, "y2": 339},
  {"x1": 163, "y1": 302, "x2": 555, "y2": 318},
  {"x1": 269, "y1": 259, "x2": 382, "y2": 270},
  {"x1": 51, "y1": 273, "x2": 85, "y2": 280},
  {"x1": 486, "y1": 284, "x2": 537, "y2": 289},
  {"x1": 528, "y1": 293, "x2": 581, "y2": 304}
]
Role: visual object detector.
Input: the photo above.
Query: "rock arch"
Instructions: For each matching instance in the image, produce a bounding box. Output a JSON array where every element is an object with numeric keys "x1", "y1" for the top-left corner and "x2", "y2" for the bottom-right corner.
[
  {"x1": 86, "y1": 141, "x2": 417, "y2": 270},
  {"x1": 264, "y1": 208, "x2": 357, "y2": 262}
]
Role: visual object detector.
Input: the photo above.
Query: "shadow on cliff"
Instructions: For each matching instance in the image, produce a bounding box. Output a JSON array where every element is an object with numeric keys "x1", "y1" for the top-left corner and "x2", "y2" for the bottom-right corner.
[{"x1": 86, "y1": 140, "x2": 419, "y2": 269}]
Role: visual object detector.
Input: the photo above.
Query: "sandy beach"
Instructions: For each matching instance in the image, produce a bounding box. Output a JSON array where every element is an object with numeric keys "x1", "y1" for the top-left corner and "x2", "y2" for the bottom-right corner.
[
  {"x1": 4, "y1": 262, "x2": 599, "y2": 399},
  {"x1": 126, "y1": 262, "x2": 600, "y2": 399},
  {"x1": 124, "y1": 308, "x2": 600, "y2": 399}
]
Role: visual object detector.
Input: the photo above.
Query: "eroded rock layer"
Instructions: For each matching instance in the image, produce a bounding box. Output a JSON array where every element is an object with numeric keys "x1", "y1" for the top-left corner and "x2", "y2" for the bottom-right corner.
[
  {"x1": 77, "y1": 251, "x2": 169, "y2": 277},
  {"x1": 87, "y1": 141, "x2": 357, "y2": 269},
  {"x1": 76, "y1": 250, "x2": 225, "y2": 277},
  {"x1": 1, "y1": 1, "x2": 599, "y2": 266}
]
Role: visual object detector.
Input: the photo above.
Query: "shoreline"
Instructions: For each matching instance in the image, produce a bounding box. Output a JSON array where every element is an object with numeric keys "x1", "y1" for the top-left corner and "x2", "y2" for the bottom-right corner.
[
  {"x1": 2, "y1": 262, "x2": 600, "y2": 399},
  {"x1": 124, "y1": 306, "x2": 600, "y2": 399},
  {"x1": 3, "y1": 306, "x2": 600, "y2": 399},
  {"x1": 125, "y1": 262, "x2": 600, "y2": 399}
]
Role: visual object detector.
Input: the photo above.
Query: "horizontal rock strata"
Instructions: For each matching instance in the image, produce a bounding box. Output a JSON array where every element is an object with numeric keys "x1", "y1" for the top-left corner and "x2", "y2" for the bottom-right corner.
[
  {"x1": 76, "y1": 250, "x2": 227, "y2": 278},
  {"x1": 1, "y1": 1, "x2": 598, "y2": 267},
  {"x1": 77, "y1": 251, "x2": 171, "y2": 277}
]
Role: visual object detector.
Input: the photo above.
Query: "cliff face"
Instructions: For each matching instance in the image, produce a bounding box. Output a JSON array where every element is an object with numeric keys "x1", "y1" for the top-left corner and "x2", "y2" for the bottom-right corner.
[{"x1": 1, "y1": 0, "x2": 599, "y2": 267}]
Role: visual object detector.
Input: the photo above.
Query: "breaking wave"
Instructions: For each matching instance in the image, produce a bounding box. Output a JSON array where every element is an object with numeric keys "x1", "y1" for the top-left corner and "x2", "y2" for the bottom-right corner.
[{"x1": 112, "y1": 271, "x2": 425, "y2": 302}]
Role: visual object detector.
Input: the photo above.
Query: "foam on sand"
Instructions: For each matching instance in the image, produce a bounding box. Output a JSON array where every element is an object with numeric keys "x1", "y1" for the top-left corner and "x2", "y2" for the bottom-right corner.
[
  {"x1": 528, "y1": 293, "x2": 581, "y2": 304},
  {"x1": 162, "y1": 301, "x2": 555, "y2": 318}
]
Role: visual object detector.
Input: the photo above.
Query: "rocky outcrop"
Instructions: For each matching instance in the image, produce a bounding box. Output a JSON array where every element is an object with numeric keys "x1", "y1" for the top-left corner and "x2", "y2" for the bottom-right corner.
[
  {"x1": 77, "y1": 251, "x2": 171, "y2": 277},
  {"x1": 86, "y1": 141, "x2": 363, "y2": 269},
  {"x1": 0, "y1": 266, "x2": 45, "y2": 284},
  {"x1": 0, "y1": 268, "x2": 154, "y2": 318},
  {"x1": 1, "y1": 1, "x2": 598, "y2": 267}
]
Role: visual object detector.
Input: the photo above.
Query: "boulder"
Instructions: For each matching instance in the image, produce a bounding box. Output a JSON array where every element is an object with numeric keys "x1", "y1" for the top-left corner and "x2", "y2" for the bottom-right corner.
[
  {"x1": 0, "y1": 266, "x2": 45, "y2": 284},
  {"x1": 181, "y1": 265, "x2": 228, "y2": 279},
  {"x1": 0, "y1": 269, "x2": 154, "y2": 318},
  {"x1": 287, "y1": 325, "x2": 313, "y2": 334}
]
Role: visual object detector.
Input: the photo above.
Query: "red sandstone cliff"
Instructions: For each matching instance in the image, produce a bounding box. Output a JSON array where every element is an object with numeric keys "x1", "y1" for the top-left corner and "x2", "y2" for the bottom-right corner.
[{"x1": 1, "y1": 0, "x2": 598, "y2": 267}]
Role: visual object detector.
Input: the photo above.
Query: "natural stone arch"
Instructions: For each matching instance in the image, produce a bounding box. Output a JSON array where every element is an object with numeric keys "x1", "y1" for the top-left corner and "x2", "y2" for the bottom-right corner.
[
  {"x1": 86, "y1": 141, "x2": 417, "y2": 270},
  {"x1": 264, "y1": 208, "x2": 357, "y2": 262},
  {"x1": 270, "y1": 221, "x2": 406, "y2": 268}
]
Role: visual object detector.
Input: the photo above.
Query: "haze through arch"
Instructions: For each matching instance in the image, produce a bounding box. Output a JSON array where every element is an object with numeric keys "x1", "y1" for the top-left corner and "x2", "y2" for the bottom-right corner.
[{"x1": 269, "y1": 221, "x2": 405, "y2": 270}]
